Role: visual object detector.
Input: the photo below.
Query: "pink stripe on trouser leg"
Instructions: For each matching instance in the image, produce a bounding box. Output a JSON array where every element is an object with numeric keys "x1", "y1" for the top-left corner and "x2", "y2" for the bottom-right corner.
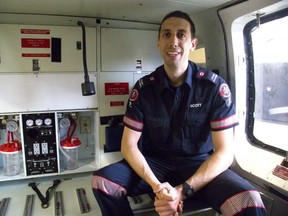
[
  {"x1": 92, "y1": 175, "x2": 127, "y2": 197},
  {"x1": 220, "y1": 190, "x2": 265, "y2": 216}
]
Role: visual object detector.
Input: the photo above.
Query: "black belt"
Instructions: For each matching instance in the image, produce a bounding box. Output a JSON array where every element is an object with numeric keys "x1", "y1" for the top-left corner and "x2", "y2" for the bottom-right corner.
[{"x1": 29, "y1": 179, "x2": 61, "y2": 208}]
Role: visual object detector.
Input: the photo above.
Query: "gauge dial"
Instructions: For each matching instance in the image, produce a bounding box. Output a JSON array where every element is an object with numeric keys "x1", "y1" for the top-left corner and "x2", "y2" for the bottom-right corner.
[
  {"x1": 6, "y1": 120, "x2": 18, "y2": 132},
  {"x1": 59, "y1": 118, "x2": 70, "y2": 128},
  {"x1": 26, "y1": 119, "x2": 34, "y2": 127},
  {"x1": 44, "y1": 118, "x2": 52, "y2": 126},
  {"x1": 35, "y1": 119, "x2": 43, "y2": 126}
]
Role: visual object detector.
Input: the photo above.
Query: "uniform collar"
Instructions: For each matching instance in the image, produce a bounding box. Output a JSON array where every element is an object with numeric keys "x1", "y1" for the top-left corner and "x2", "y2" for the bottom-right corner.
[
  {"x1": 158, "y1": 62, "x2": 195, "y2": 93},
  {"x1": 184, "y1": 61, "x2": 194, "y2": 89}
]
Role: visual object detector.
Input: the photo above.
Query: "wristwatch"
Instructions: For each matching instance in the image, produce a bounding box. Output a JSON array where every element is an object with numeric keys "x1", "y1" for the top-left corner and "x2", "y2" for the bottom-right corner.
[{"x1": 182, "y1": 182, "x2": 194, "y2": 198}]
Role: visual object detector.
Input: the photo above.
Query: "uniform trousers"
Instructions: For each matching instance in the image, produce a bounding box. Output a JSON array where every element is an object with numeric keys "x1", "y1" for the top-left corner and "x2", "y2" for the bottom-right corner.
[{"x1": 92, "y1": 156, "x2": 266, "y2": 216}]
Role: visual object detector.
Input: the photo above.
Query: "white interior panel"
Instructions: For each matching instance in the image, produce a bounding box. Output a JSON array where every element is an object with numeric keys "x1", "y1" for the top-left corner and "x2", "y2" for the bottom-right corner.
[
  {"x1": 0, "y1": 72, "x2": 98, "y2": 113},
  {"x1": 101, "y1": 28, "x2": 162, "y2": 72},
  {"x1": 0, "y1": 24, "x2": 96, "y2": 73},
  {"x1": 98, "y1": 72, "x2": 133, "y2": 117}
]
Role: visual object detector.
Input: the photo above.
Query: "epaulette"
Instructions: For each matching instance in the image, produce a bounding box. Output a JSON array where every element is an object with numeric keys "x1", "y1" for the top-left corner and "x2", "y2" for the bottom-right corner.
[
  {"x1": 195, "y1": 69, "x2": 219, "y2": 84},
  {"x1": 138, "y1": 73, "x2": 158, "y2": 88}
]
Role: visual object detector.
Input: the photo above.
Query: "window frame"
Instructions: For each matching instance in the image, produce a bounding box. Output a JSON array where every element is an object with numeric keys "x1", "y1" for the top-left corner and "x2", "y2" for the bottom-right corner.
[{"x1": 243, "y1": 7, "x2": 288, "y2": 157}]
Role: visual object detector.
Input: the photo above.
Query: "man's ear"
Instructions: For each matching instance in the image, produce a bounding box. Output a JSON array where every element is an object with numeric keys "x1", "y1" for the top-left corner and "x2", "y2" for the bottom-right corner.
[{"x1": 190, "y1": 38, "x2": 198, "y2": 51}]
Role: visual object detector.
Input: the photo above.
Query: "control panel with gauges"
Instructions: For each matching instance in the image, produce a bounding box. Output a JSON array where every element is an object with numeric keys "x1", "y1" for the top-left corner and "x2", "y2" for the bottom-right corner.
[{"x1": 21, "y1": 112, "x2": 59, "y2": 176}]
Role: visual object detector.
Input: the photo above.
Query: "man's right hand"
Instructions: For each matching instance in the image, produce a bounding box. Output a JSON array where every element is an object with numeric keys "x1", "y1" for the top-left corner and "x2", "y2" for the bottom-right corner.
[
  {"x1": 154, "y1": 194, "x2": 183, "y2": 216},
  {"x1": 154, "y1": 183, "x2": 184, "y2": 216}
]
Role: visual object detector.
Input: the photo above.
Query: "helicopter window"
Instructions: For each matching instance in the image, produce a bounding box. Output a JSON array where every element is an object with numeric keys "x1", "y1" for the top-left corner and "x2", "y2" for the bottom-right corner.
[{"x1": 244, "y1": 8, "x2": 288, "y2": 156}]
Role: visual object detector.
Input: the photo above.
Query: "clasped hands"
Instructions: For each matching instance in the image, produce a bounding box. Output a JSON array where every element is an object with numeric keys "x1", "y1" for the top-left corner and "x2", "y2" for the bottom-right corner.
[{"x1": 153, "y1": 182, "x2": 183, "y2": 216}]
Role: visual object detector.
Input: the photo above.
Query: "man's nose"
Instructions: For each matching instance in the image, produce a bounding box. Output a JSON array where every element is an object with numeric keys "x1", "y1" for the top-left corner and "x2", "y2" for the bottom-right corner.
[{"x1": 169, "y1": 35, "x2": 179, "y2": 47}]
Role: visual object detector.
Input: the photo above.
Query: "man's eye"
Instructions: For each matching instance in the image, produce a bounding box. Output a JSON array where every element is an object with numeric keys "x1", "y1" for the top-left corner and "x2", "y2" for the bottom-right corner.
[
  {"x1": 163, "y1": 32, "x2": 170, "y2": 37},
  {"x1": 178, "y1": 33, "x2": 186, "y2": 39}
]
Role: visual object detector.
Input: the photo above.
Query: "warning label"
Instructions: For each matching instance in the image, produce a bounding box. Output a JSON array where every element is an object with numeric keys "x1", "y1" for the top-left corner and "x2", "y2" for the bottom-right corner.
[
  {"x1": 21, "y1": 29, "x2": 50, "y2": 34},
  {"x1": 22, "y1": 53, "x2": 51, "y2": 57},
  {"x1": 110, "y1": 101, "x2": 125, "y2": 107},
  {"x1": 105, "y1": 82, "x2": 129, "y2": 95},
  {"x1": 273, "y1": 165, "x2": 288, "y2": 181},
  {"x1": 21, "y1": 38, "x2": 50, "y2": 48}
]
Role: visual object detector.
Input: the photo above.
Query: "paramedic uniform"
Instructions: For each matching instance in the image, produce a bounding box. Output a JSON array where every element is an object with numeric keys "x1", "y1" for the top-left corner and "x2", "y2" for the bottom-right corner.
[{"x1": 92, "y1": 61, "x2": 266, "y2": 216}]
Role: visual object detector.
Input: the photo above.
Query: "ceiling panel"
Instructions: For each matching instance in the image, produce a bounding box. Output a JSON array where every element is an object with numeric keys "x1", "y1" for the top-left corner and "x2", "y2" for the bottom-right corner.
[{"x1": 0, "y1": 0, "x2": 233, "y2": 24}]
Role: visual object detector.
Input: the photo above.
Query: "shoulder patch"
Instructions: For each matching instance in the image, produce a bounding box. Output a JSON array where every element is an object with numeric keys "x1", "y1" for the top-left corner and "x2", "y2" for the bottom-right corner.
[
  {"x1": 219, "y1": 83, "x2": 231, "y2": 98},
  {"x1": 138, "y1": 74, "x2": 158, "y2": 88},
  {"x1": 219, "y1": 83, "x2": 232, "y2": 107},
  {"x1": 129, "y1": 89, "x2": 139, "y2": 102},
  {"x1": 128, "y1": 88, "x2": 139, "y2": 108},
  {"x1": 196, "y1": 70, "x2": 219, "y2": 84}
]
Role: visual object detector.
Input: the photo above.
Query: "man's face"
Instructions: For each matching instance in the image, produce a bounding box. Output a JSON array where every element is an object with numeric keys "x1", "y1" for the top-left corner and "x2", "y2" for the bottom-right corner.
[{"x1": 157, "y1": 17, "x2": 197, "y2": 69}]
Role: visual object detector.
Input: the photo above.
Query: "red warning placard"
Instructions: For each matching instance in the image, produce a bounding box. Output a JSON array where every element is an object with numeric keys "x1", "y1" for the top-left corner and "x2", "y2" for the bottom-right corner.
[
  {"x1": 105, "y1": 82, "x2": 129, "y2": 95},
  {"x1": 21, "y1": 29, "x2": 50, "y2": 34},
  {"x1": 273, "y1": 165, "x2": 288, "y2": 180},
  {"x1": 21, "y1": 38, "x2": 50, "y2": 48},
  {"x1": 110, "y1": 101, "x2": 125, "y2": 107},
  {"x1": 22, "y1": 53, "x2": 51, "y2": 57}
]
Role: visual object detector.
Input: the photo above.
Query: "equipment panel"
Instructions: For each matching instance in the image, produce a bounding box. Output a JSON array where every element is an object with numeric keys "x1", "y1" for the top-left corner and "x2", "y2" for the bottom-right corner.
[{"x1": 21, "y1": 113, "x2": 59, "y2": 176}]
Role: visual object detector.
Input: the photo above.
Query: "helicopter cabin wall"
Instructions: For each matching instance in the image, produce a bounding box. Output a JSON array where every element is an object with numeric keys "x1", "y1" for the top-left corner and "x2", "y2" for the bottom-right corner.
[
  {"x1": 0, "y1": 14, "x2": 167, "y2": 214},
  {"x1": 0, "y1": 24, "x2": 98, "y2": 111},
  {"x1": 0, "y1": 16, "x2": 164, "y2": 181},
  {"x1": 0, "y1": 23, "x2": 100, "y2": 182}
]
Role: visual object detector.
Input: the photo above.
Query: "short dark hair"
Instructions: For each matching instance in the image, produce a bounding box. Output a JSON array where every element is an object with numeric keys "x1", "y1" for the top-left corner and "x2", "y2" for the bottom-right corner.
[{"x1": 158, "y1": 10, "x2": 196, "y2": 38}]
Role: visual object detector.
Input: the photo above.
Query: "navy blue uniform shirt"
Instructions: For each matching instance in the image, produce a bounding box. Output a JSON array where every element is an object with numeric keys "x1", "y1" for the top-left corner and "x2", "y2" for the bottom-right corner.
[{"x1": 123, "y1": 61, "x2": 238, "y2": 158}]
